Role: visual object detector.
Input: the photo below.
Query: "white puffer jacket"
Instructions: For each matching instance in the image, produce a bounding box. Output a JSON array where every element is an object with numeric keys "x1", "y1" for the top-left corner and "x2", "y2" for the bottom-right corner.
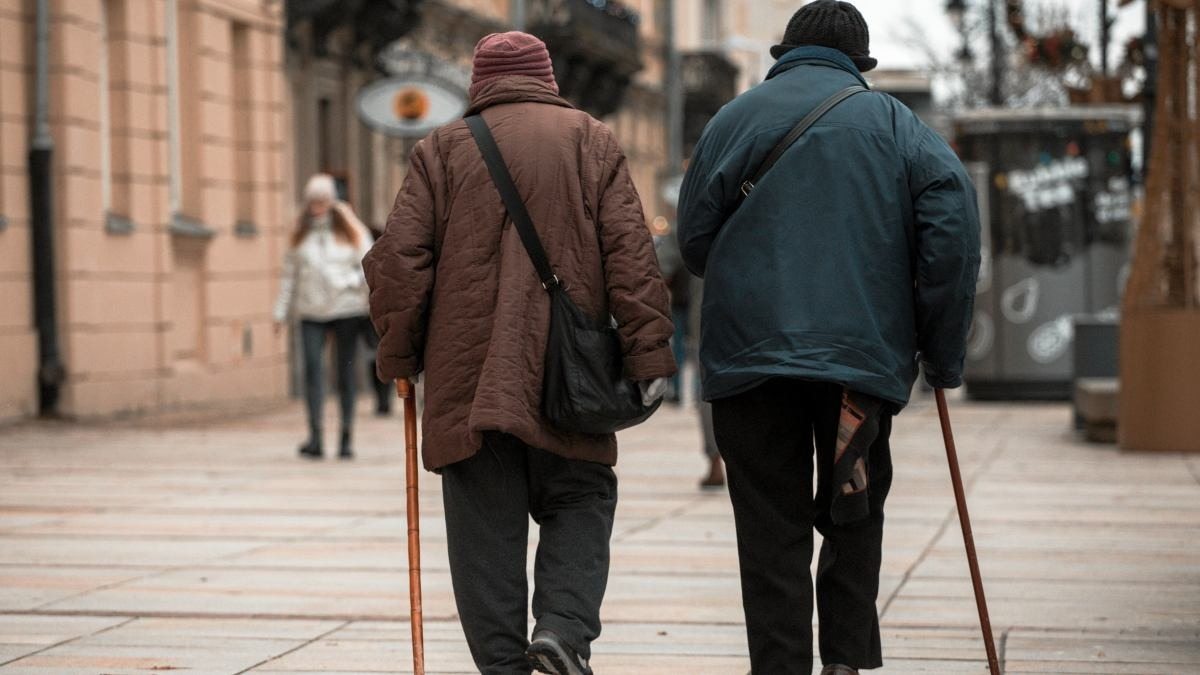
[{"x1": 273, "y1": 202, "x2": 374, "y2": 323}]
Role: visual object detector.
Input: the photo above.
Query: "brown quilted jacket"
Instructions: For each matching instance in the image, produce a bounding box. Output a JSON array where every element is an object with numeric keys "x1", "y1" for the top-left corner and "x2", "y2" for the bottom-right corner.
[{"x1": 363, "y1": 76, "x2": 676, "y2": 471}]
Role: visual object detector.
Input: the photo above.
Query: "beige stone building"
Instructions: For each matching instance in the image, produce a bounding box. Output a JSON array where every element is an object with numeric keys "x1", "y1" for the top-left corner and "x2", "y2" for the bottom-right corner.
[
  {"x1": 1, "y1": 0, "x2": 752, "y2": 423},
  {"x1": 0, "y1": 0, "x2": 36, "y2": 420},
  {"x1": 0, "y1": 0, "x2": 291, "y2": 421}
]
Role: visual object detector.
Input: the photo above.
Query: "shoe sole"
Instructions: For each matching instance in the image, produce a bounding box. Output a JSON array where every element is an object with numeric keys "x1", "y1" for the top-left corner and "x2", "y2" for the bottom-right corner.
[{"x1": 525, "y1": 641, "x2": 588, "y2": 675}]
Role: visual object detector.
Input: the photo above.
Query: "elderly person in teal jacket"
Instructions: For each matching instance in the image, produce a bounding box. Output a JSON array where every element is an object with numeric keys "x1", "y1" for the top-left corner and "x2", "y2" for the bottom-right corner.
[{"x1": 677, "y1": 2, "x2": 980, "y2": 673}]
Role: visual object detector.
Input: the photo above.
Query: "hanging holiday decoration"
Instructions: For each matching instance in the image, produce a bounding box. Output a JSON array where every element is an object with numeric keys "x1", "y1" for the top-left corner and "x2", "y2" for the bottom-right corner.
[{"x1": 1005, "y1": 0, "x2": 1090, "y2": 71}]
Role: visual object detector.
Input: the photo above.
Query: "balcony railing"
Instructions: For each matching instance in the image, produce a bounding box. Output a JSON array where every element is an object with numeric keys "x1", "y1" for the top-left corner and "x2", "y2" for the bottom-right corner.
[
  {"x1": 529, "y1": 0, "x2": 644, "y2": 118},
  {"x1": 682, "y1": 50, "x2": 739, "y2": 154},
  {"x1": 287, "y1": 0, "x2": 425, "y2": 58}
]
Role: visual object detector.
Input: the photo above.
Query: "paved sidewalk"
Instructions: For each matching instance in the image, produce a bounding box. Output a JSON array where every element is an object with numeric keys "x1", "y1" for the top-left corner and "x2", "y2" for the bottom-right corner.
[{"x1": 1, "y1": 394, "x2": 1198, "y2": 673}]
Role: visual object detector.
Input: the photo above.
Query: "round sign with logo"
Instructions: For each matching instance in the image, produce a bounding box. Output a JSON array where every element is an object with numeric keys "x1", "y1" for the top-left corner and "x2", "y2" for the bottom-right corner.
[{"x1": 357, "y1": 75, "x2": 468, "y2": 138}]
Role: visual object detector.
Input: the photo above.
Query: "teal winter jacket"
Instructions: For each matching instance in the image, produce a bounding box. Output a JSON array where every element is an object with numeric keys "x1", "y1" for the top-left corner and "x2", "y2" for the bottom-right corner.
[{"x1": 678, "y1": 46, "x2": 981, "y2": 409}]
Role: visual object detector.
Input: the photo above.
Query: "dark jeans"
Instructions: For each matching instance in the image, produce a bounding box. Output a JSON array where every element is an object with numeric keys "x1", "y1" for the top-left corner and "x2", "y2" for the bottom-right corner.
[
  {"x1": 441, "y1": 433, "x2": 618, "y2": 674},
  {"x1": 358, "y1": 317, "x2": 391, "y2": 413},
  {"x1": 299, "y1": 317, "x2": 361, "y2": 441},
  {"x1": 712, "y1": 379, "x2": 893, "y2": 673},
  {"x1": 670, "y1": 305, "x2": 689, "y2": 398}
]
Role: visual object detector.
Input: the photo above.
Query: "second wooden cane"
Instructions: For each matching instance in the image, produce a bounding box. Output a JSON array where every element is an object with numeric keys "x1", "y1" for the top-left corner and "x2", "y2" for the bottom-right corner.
[{"x1": 397, "y1": 379, "x2": 425, "y2": 675}]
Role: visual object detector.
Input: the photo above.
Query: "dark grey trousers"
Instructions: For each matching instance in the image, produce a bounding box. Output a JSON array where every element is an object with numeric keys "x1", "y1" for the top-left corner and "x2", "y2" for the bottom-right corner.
[
  {"x1": 441, "y1": 433, "x2": 618, "y2": 674},
  {"x1": 712, "y1": 379, "x2": 893, "y2": 673},
  {"x1": 299, "y1": 317, "x2": 360, "y2": 441}
]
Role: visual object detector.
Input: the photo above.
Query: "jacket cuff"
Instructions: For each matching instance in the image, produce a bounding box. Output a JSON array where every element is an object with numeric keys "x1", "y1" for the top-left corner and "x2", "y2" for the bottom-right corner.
[
  {"x1": 376, "y1": 354, "x2": 420, "y2": 383},
  {"x1": 922, "y1": 362, "x2": 963, "y2": 389},
  {"x1": 624, "y1": 346, "x2": 678, "y2": 381}
]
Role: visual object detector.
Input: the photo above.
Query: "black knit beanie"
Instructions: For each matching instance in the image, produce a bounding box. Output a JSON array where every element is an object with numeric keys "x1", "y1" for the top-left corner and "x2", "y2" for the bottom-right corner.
[{"x1": 771, "y1": 0, "x2": 878, "y2": 72}]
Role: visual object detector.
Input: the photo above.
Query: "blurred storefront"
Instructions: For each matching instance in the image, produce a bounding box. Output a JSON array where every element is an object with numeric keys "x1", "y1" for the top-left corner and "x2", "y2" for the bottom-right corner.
[{"x1": 0, "y1": 0, "x2": 292, "y2": 421}]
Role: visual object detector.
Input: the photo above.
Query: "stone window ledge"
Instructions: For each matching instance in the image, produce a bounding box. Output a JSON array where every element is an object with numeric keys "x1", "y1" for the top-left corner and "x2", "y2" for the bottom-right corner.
[
  {"x1": 234, "y1": 220, "x2": 260, "y2": 238},
  {"x1": 170, "y1": 213, "x2": 216, "y2": 239},
  {"x1": 105, "y1": 211, "x2": 135, "y2": 235}
]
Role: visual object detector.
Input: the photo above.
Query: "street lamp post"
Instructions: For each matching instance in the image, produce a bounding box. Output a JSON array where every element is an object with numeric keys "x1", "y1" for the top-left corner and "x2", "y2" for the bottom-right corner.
[
  {"x1": 946, "y1": 0, "x2": 974, "y2": 68},
  {"x1": 945, "y1": 0, "x2": 1005, "y2": 106}
]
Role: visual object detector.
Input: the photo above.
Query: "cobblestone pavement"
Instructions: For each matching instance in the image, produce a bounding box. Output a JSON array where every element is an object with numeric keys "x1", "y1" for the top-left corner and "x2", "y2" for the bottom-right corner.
[{"x1": 1, "y1": 393, "x2": 1198, "y2": 674}]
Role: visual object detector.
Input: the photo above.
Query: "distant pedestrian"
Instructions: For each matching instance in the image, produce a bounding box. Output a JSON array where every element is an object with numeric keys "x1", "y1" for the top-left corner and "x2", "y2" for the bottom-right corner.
[
  {"x1": 654, "y1": 228, "x2": 690, "y2": 404},
  {"x1": 363, "y1": 32, "x2": 675, "y2": 675},
  {"x1": 678, "y1": 2, "x2": 981, "y2": 673},
  {"x1": 360, "y1": 221, "x2": 393, "y2": 417},
  {"x1": 274, "y1": 174, "x2": 373, "y2": 460}
]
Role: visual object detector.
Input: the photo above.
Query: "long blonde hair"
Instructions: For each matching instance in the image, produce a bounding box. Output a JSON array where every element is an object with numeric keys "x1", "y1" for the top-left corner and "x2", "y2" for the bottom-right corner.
[{"x1": 291, "y1": 203, "x2": 362, "y2": 249}]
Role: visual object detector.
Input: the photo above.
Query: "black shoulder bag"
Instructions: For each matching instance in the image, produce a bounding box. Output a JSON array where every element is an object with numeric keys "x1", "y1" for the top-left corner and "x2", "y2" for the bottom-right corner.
[
  {"x1": 738, "y1": 85, "x2": 868, "y2": 202},
  {"x1": 465, "y1": 114, "x2": 661, "y2": 435}
]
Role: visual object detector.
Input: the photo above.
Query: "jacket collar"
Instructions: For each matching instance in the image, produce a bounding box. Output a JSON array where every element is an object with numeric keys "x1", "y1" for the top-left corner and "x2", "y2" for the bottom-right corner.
[
  {"x1": 465, "y1": 76, "x2": 575, "y2": 116},
  {"x1": 766, "y1": 46, "x2": 870, "y2": 87}
]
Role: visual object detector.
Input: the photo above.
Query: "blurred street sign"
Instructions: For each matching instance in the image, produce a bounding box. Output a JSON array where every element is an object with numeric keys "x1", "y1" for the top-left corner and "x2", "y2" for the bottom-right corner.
[
  {"x1": 377, "y1": 45, "x2": 471, "y2": 90},
  {"x1": 358, "y1": 46, "x2": 470, "y2": 138}
]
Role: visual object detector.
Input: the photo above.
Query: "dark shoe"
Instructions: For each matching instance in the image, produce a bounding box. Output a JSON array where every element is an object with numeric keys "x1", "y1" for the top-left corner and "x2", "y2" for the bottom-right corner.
[
  {"x1": 338, "y1": 430, "x2": 354, "y2": 460},
  {"x1": 298, "y1": 439, "x2": 323, "y2": 460},
  {"x1": 526, "y1": 630, "x2": 591, "y2": 675},
  {"x1": 821, "y1": 666, "x2": 859, "y2": 675},
  {"x1": 699, "y1": 456, "x2": 726, "y2": 490},
  {"x1": 375, "y1": 401, "x2": 391, "y2": 417}
]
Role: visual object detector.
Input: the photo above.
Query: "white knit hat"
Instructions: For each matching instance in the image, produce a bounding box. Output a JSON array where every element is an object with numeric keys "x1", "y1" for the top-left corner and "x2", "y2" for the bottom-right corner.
[{"x1": 304, "y1": 174, "x2": 337, "y2": 203}]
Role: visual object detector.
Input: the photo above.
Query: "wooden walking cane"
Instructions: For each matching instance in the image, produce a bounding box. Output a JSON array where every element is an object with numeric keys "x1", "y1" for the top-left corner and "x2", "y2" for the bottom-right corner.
[
  {"x1": 396, "y1": 379, "x2": 426, "y2": 675},
  {"x1": 935, "y1": 389, "x2": 1001, "y2": 675}
]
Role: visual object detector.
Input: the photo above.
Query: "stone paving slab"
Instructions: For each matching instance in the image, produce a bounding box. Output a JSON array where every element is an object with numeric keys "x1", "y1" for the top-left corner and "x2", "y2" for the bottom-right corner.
[{"x1": 1, "y1": 396, "x2": 1198, "y2": 672}]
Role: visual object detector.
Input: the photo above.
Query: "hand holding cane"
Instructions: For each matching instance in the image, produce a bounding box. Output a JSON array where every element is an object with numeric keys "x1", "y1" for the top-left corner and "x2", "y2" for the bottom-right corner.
[
  {"x1": 397, "y1": 379, "x2": 426, "y2": 675},
  {"x1": 935, "y1": 389, "x2": 1001, "y2": 675}
]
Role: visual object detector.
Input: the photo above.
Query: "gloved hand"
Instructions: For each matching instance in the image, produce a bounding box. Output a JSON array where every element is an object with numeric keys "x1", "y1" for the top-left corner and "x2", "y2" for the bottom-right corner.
[{"x1": 638, "y1": 378, "x2": 668, "y2": 407}]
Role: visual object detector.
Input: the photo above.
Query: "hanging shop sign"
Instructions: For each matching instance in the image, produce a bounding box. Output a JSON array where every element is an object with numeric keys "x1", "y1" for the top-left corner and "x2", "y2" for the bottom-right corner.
[{"x1": 357, "y1": 47, "x2": 470, "y2": 138}]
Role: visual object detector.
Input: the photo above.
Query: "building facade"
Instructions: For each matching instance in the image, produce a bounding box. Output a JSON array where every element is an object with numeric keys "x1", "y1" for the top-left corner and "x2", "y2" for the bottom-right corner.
[
  {"x1": 0, "y1": 0, "x2": 291, "y2": 421},
  {"x1": 0, "y1": 0, "x2": 751, "y2": 423},
  {"x1": 0, "y1": 0, "x2": 36, "y2": 420}
]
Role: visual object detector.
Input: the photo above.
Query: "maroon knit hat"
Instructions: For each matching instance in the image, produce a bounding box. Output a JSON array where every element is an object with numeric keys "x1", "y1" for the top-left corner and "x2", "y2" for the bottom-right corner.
[{"x1": 469, "y1": 32, "x2": 559, "y2": 100}]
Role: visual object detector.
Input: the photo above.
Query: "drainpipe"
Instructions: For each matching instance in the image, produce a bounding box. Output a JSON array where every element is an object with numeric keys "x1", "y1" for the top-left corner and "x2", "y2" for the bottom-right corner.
[
  {"x1": 512, "y1": 0, "x2": 526, "y2": 30},
  {"x1": 663, "y1": 0, "x2": 683, "y2": 173},
  {"x1": 29, "y1": 0, "x2": 63, "y2": 415},
  {"x1": 165, "y1": 0, "x2": 182, "y2": 215}
]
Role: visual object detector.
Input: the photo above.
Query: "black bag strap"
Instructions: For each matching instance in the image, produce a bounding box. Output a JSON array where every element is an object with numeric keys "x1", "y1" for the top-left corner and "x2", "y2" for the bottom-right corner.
[
  {"x1": 739, "y1": 85, "x2": 868, "y2": 199},
  {"x1": 465, "y1": 114, "x2": 561, "y2": 290}
]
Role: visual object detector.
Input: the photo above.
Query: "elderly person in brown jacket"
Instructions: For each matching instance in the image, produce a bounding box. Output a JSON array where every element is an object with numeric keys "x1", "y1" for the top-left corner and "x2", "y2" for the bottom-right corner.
[{"x1": 363, "y1": 32, "x2": 675, "y2": 675}]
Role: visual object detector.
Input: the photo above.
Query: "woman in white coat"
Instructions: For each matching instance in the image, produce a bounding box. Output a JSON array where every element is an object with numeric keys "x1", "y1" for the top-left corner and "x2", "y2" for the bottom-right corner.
[{"x1": 274, "y1": 174, "x2": 373, "y2": 459}]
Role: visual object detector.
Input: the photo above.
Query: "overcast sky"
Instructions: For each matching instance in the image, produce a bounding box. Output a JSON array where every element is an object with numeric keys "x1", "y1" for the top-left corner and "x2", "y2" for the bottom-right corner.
[{"x1": 846, "y1": 0, "x2": 1148, "y2": 71}]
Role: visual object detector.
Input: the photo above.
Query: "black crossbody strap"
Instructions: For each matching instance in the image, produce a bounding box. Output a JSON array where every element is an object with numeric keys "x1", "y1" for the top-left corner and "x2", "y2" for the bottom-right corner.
[
  {"x1": 740, "y1": 85, "x2": 868, "y2": 198},
  {"x1": 465, "y1": 114, "x2": 560, "y2": 290}
]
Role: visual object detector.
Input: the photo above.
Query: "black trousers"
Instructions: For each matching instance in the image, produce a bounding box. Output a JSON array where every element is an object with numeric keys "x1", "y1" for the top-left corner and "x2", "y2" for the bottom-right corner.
[
  {"x1": 712, "y1": 379, "x2": 893, "y2": 673},
  {"x1": 441, "y1": 433, "x2": 618, "y2": 674}
]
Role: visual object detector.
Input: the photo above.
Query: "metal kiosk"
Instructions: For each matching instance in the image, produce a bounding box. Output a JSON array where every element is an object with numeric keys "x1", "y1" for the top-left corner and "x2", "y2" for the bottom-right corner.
[{"x1": 954, "y1": 107, "x2": 1141, "y2": 400}]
